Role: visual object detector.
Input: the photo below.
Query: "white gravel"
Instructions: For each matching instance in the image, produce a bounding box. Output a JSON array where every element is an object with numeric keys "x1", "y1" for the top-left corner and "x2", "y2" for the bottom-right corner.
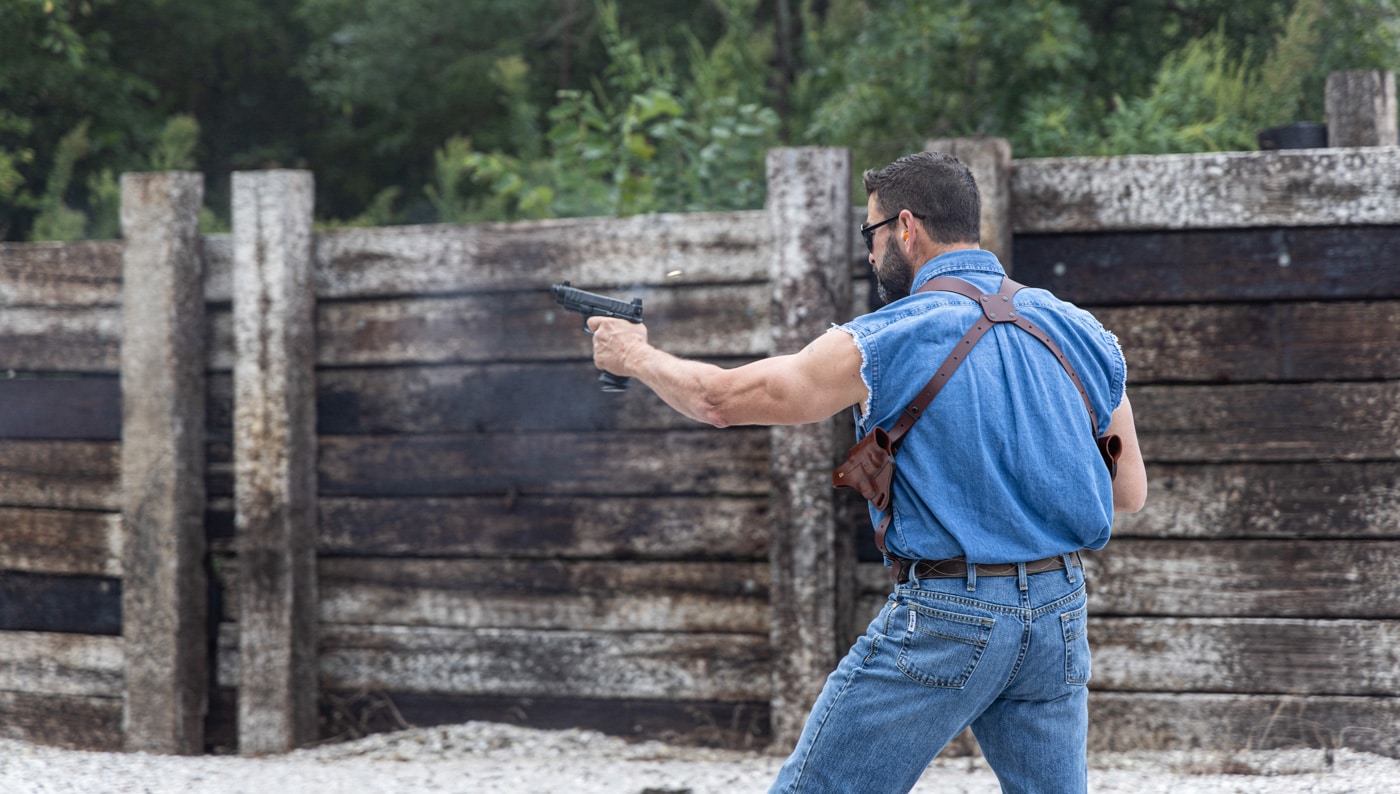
[{"x1": 2, "y1": 721, "x2": 1398, "y2": 793}]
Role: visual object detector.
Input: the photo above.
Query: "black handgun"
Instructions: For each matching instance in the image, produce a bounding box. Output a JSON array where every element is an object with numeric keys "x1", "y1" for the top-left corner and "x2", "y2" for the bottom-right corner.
[{"x1": 551, "y1": 281, "x2": 644, "y2": 392}]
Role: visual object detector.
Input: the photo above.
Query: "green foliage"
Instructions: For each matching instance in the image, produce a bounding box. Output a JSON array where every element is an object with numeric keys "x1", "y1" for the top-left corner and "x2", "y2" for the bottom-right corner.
[
  {"x1": 150, "y1": 114, "x2": 200, "y2": 172},
  {"x1": 4, "y1": 0, "x2": 1400, "y2": 238},
  {"x1": 434, "y1": 0, "x2": 779, "y2": 221},
  {"x1": 799, "y1": 0, "x2": 1097, "y2": 166},
  {"x1": 29, "y1": 120, "x2": 91, "y2": 242},
  {"x1": 1019, "y1": 0, "x2": 1325, "y2": 156}
]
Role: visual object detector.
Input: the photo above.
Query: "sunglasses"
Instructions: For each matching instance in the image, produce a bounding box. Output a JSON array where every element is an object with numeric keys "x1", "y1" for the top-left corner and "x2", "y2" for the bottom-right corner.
[{"x1": 860, "y1": 212, "x2": 925, "y2": 253}]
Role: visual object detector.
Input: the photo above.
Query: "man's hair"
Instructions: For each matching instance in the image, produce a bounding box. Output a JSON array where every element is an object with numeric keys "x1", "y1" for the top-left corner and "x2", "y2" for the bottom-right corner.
[{"x1": 862, "y1": 151, "x2": 980, "y2": 245}]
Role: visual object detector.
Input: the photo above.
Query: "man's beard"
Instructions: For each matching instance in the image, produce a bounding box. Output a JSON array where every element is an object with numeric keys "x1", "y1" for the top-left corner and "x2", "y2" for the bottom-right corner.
[{"x1": 873, "y1": 242, "x2": 914, "y2": 305}]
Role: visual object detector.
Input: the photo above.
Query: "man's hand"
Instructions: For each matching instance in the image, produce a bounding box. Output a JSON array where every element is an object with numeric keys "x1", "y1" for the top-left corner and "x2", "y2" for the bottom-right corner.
[{"x1": 587, "y1": 316, "x2": 650, "y2": 380}]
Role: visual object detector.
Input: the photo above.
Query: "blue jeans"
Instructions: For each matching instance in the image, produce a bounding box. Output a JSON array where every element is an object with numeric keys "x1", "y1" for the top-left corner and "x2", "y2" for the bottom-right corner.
[{"x1": 770, "y1": 560, "x2": 1091, "y2": 794}]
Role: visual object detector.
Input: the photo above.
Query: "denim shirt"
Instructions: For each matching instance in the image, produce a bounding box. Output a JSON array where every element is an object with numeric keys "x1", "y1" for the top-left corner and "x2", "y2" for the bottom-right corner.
[{"x1": 837, "y1": 249, "x2": 1126, "y2": 564}]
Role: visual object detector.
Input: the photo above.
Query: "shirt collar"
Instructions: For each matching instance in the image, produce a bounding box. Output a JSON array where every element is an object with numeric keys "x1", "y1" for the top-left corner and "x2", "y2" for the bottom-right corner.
[{"x1": 910, "y1": 248, "x2": 1006, "y2": 293}]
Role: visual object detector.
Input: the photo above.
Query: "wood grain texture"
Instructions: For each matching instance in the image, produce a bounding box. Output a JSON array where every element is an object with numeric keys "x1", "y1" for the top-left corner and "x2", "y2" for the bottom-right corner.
[
  {"x1": 1014, "y1": 226, "x2": 1400, "y2": 305},
  {"x1": 318, "y1": 558, "x2": 768, "y2": 633},
  {"x1": 318, "y1": 429, "x2": 771, "y2": 497},
  {"x1": 1133, "y1": 382, "x2": 1400, "y2": 463},
  {"x1": 0, "y1": 440, "x2": 120, "y2": 511},
  {"x1": 1113, "y1": 462, "x2": 1400, "y2": 540},
  {"x1": 317, "y1": 494, "x2": 768, "y2": 559},
  {"x1": 1012, "y1": 148, "x2": 1400, "y2": 232},
  {"x1": 0, "y1": 690, "x2": 122, "y2": 751},
  {"x1": 0, "y1": 507, "x2": 121, "y2": 576},
  {"x1": 1088, "y1": 692, "x2": 1400, "y2": 757}
]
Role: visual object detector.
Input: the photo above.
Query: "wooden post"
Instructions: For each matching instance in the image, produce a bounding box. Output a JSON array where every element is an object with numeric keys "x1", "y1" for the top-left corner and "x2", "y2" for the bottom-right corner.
[
  {"x1": 765, "y1": 147, "x2": 853, "y2": 750},
  {"x1": 925, "y1": 137, "x2": 1014, "y2": 272},
  {"x1": 231, "y1": 170, "x2": 319, "y2": 754},
  {"x1": 120, "y1": 171, "x2": 208, "y2": 754},
  {"x1": 1326, "y1": 70, "x2": 1398, "y2": 147}
]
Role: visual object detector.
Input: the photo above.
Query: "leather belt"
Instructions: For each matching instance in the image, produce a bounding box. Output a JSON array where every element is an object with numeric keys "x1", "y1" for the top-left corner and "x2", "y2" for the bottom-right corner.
[{"x1": 895, "y1": 553, "x2": 1082, "y2": 584}]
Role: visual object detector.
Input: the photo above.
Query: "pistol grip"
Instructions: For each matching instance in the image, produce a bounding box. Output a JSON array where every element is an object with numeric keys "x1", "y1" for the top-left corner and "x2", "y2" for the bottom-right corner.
[{"x1": 599, "y1": 372, "x2": 630, "y2": 392}]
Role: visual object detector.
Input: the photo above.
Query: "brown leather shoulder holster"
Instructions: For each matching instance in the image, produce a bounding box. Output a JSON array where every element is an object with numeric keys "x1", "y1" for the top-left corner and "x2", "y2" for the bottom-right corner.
[{"x1": 832, "y1": 276, "x2": 1122, "y2": 567}]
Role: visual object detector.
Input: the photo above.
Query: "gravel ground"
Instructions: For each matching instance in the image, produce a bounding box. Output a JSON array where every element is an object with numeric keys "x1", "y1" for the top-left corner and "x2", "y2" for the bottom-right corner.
[{"x1": 2, "y1": 721, "x2": 1398, "y2": 793}]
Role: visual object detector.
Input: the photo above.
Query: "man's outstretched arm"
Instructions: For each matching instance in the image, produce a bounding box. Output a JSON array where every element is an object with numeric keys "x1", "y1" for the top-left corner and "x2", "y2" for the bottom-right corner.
[{"x1": 586, "y1": 317, "x2": 868, "y2": 428}]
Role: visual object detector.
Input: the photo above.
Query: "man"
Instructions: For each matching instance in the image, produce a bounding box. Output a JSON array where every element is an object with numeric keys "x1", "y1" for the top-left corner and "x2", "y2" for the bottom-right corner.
[{"x1": 588, "y1": 151, "x2": 1147, "y2": 793}]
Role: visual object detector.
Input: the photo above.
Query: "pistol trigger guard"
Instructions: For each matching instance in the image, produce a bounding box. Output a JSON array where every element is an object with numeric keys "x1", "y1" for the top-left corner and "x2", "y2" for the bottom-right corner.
[{"x1": 582, "y1": 318, "x2": 595, "y2": 336}]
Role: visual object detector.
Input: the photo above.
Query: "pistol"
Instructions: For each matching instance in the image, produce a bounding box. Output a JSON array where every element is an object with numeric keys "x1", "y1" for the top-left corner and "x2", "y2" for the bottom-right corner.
[{"x1": 551, "y1": 281, "x2": 644, "y2": 392}]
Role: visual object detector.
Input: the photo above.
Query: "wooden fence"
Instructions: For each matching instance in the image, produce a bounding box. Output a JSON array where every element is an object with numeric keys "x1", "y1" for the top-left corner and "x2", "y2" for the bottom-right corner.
[{"x1": 1, "y1": 73, "x2": 1397, "y2": 760}]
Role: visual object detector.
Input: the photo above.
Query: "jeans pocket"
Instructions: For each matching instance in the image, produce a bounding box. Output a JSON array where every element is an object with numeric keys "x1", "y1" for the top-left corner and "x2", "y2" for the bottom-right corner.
[
  {"x1": 1061, "y1": 602, "x2": 1092, "y2": 686},
  {"x1": 896, "y1": 602, "x2": 995, "y2": 688}
]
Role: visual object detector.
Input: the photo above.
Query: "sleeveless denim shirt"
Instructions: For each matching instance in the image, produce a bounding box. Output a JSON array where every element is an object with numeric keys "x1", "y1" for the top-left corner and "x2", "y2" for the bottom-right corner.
[{"x1": 837, "y1": 249, "x2": 1126, "y2": 564}]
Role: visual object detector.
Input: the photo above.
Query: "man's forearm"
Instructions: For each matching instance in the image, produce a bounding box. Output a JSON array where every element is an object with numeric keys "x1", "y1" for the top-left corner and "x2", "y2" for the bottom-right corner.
[{"x1": 626, "y1": 344, "x2": 734, "y2": 427}]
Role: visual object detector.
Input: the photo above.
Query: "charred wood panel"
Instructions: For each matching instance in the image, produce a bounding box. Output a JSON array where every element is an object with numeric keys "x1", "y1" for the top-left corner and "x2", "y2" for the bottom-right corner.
[
  {"x1": 321, "y1": 691, "x2": 770, "y2": 749},
  {"x1": 1101, "y1": 301, "x2": 1400, "y2": 383},
  {"x1": 0, "y1": 441, "x2": 120, "y2": 510},
  {"x1": 315, "y1": 285, "x2": 769, "y2": 367},
  {"x1": 1090, "y1": 617, "x2": 1400, "y2": 696},
  {"x1": 0, "y1": 630, "x2": 124, "y2": 695},
  {"x1": 1084, "y1": 540, "x2": 1400, "y2": 619},
  {"x1": 317, "y1": 558, "x2": 768, "y2": 633},
  {"x1": 0, "y1": 691, "x2": 122, "y2": 751},
  {"x1": 0, "y1": 572, "x2": 121, "y2": 634},
  {"x1": 316, "y1": 363, "x2": 751, "y2": 435},
  {"x1": 312, "y1": 211, "x2": 771, "y2": 299},
  {"x1": 1014, "y1": 226, "x2": 1400, "y2": 305},
  {"x1": 1088, "y1": 692, "x2": 1400, "y2": 758},
  {"x1": 1134, "y1": 382, "x2": 1400, "y2": 462},
  {"x1": 317, "y1": 495, "x2": 769, "y2": 560},
  {"x1": 318, "y1": 430, "x2": 770, "y2": 498},
  {"x1": 1115, "y1": 462, "x2": 1400, "y2": 540},
  {"x1": 0, "y1": 507, "x2": 121, "y2": 576},
  {"x1": 0, "y1": 241, "x2": 123, "y2": 306},
  {"x1": 0, "y1": 378, "x2": 121, "y2": 440}
]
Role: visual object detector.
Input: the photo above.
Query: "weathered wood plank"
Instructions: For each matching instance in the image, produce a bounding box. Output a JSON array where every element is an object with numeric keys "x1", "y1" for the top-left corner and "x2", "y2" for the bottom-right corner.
[
  {"x1": 0, "y1": 440, "x2": 120, "y2": 510},
  {"x1": 765, "y1": 146, "x2": 855, "y2": 749},
  {"x1": 1091, "y1": 617, "x2": 1400, "y2": 696},
  {"x1": 1101, "y1": 301, "x2": 1400, "y2": 383},
  {"x1": 1327, "y1": 70, "x2": 1399, "y2": 148},
  {"x1": 316, "y1": 362, "x2": 752, "y2": 435},
  {"x1": 1134, "y1": 382, "x2": 1400, "y2": 462},
  {"x1": 317, "y1": 558, "x2": 769, "y2": 633},
  {"x1": 312, "y1": 211, "x2": 771, "y2": 298},
  {"x1": 0, "y1": 572, "x2": 121, "y2": 635},
  {"x1": 0, "y1": 378, "x2": 121, "y2": 440},
  {"x1": 316, "y1": 284, "x2": 770, "y2": 367},
  {"x1": 1013, "y1": 226, "x2": 1400, "y2": 305},
  {"x1": 1083, "y1": 540, "x2": 1400, "y2": 619},
  {"x1": 317, "y1": 495, "x2": 769, "y2": 559},
  {"x1": 120, "y1": 169, "x2": 209, "y2": 754},
  {"x1": 318, "y1": 430, "x2": 770, "y2": 497},
  {"x1": 0, "y1": 690, "x2": 123, "y2": 751},
  {"x1": 1012, "y1": 148, "x2": 1400, "y2": 232},
  {"x1": 0, "y1": 631, "x2": 124, "y2": 696},
  {"x1": 0, "y1": 507, "x2": 121, "y2": 576},
  {"x1": 325, "y1": 691, "x2": 771, "y2": 748},
  {"x1": 0, "y1": 306, "x2": 121, "y2": 373},
  {"x1": 232, "y1": 169, "x2": 319, "y2": 753},
  {"x1": 0, "y1": 241, "x2": 123, "y2": 306},
  {"x1": 1114, "y1": 462, "x2": 1400, "y2": 540},
  {"x1": 315, "y1": 625, "x2": 771, "y2": 702},
  {"x1": 1089, "y1": 692, "x2": 1400, "y2": 757}
]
